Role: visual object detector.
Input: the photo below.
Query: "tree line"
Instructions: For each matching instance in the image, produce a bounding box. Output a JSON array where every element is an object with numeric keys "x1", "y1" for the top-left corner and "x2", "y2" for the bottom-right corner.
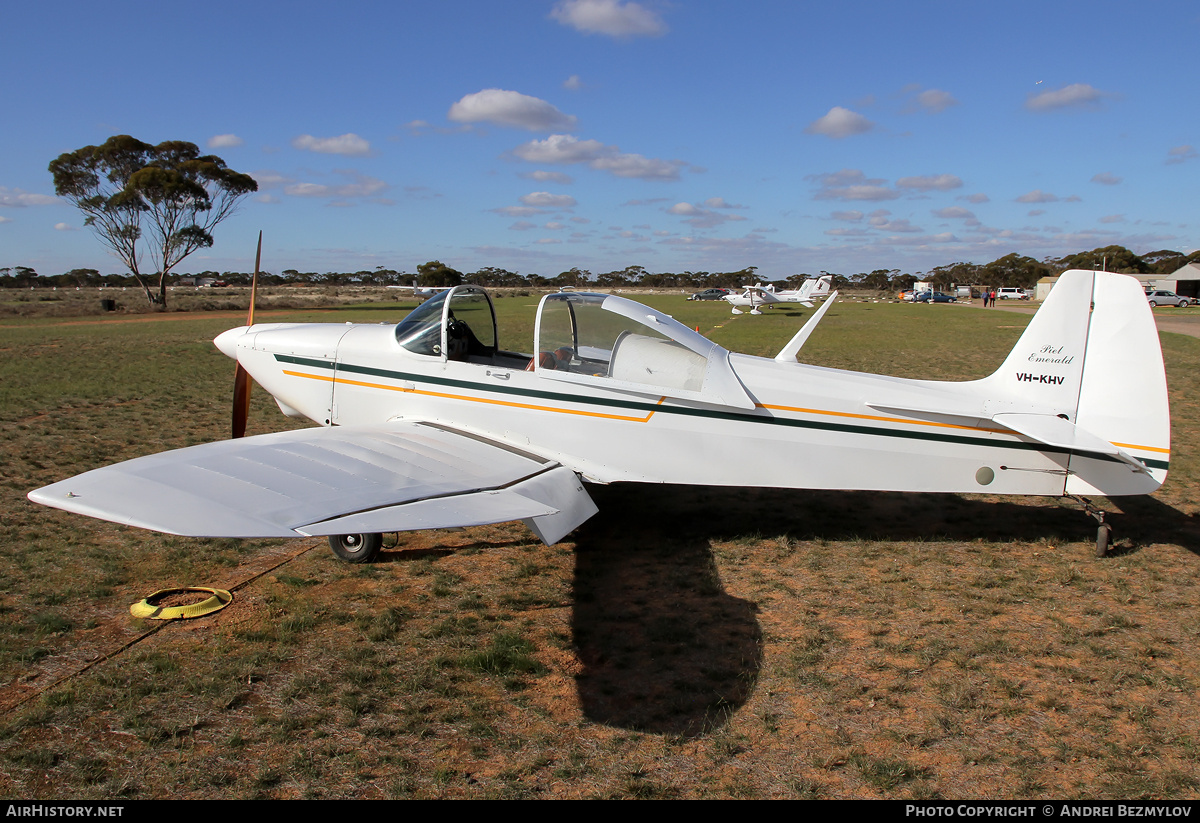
[{"x1": 6, "y1": 245, "x2": 1197, "y2": 294}]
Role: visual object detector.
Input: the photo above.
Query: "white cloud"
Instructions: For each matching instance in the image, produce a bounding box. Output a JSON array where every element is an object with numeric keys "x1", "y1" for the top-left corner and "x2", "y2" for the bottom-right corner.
[
  {"x1": 563, "y1": 74, "x2": 583, "y2": 91},
  {"x1": 448, "y1": 89, "x2": 578, "y2": 132},
  {"x1": 962, "y1": 193, "x2": 990, "y2": 204},
  {"x1": 897, "y1": 174, "x2": 963, "y2": 191},
  {"x1": 284, "y1": 171, "x2": 387, "y2": 199},
  {"x1": 1098, "y1": 214, "x2": 1125, "y2": 224},
  {"x1": 550, "y1": 0, "x2": 667, "y2": 38},
  {"x1": 509, "y1": 220, "x2": 538, "y2": 231},
  {"x1": 1025, "y1": 83, "x2": 1110, "y2": 112},
  {"x1": 701, "y1": 197, "x2": 743, "y2": 209},
  {"x1": 493, "y1": 206, "x2": 543, "y2": 218},
  {"x1": 1167, "y1": 145, "x2": 1197, "y2": 165},
  {"x1": 514, "y1": 134, "x2": 609, "y2": 164},
  {"x1": 665, "y1": 201, "x2": 747, "y2": 229},
  {"x1": 808, "y1": 170, "x2": 899, "y2": 202},
  {"x1": 823, "y1": 186, "x2": 898, "y2": 201},
  {"x1": 522, "y1": 170, "x2": 575, "y2": 184},
  {"x1": 54, "y1": 222, "x2": 75, "y2": 231},
  {"x1": 250, "y1": 170, "x2": 293, "y2": 187},
  {"x1": 591, "y1": 152, "x2": 681, "y2": 180},
  {"x1": 804, "y1": 106, "x2": 874, "y2": 139},
  {"x1": 512, "y1": 134, "x2": 683, "y2": 181},
  {"x1": 825, "y1": 226, "x2": 871, "y2": 237},
  {"x1": 831, "y1": 210, "x2": 864, "y2": 222},
  {"x1": 933, "y1": 206, "x2": 975, "y2": 219},
  {"x1": 913, "y1": 88, "x2": 958, "y2": 113},
  {"x1": 291, "y1": 133, "x2": 371, "y2": 156},
  {"x1": 0, "y1": 215, "x2": 10, "y2": 224},
  {"x1": 1016, "y1": 190, "x2": 1059, "y2": 203},
  {"x1": 810, "y1": 169, "x2": 872, "y2": 188},
  {"x1": 0, "y1": 187, "x2": 58, "y2": 207},
  {"x1": 1091, "y1": 172, "x2": 1122, "y2": 185},
  {"x1": 207, "y1": 134, "x2": 244, "y2": 149},
  {"x1": 519, "y1": 191, "x2": 577, "y2": 209},
  {"x1": 870, "y1": 217, "x2": 922, "y2": 233}
]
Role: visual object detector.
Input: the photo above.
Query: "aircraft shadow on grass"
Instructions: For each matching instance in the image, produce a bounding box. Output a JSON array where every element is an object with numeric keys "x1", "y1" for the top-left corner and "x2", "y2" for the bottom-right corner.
[{"x1": 564, "y1": 482, "x2": 1200, "y2": 735}]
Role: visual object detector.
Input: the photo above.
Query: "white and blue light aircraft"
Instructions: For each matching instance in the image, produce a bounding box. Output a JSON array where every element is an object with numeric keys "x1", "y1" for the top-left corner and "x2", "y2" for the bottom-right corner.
[{"x1": 725, "y1": 275, "x2": 833, "y2": 314}]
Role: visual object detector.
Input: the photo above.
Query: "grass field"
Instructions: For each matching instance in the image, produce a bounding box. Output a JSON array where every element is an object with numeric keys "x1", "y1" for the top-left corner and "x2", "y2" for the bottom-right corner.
[{"x1": 2, "y1": 292, "x2": 1200, "y2": 799}]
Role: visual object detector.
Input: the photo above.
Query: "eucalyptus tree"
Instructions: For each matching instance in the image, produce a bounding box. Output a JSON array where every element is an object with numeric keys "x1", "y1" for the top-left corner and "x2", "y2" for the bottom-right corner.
[{"x1": 49, "y1": 135, "x2": 257, "y2": 309}]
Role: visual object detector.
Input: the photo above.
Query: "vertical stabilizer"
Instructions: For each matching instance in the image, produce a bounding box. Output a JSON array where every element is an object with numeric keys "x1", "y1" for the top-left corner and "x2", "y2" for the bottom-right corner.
[
  {"x1": 985, "y1": 270, "x2": 1095, "y2": 418},
  {"x1": 980, "y1": 270, "x2": 1169, "y2": 495},
  {"x1": 1066, "y1": 271, "x2": 1170, "y2": 493}
]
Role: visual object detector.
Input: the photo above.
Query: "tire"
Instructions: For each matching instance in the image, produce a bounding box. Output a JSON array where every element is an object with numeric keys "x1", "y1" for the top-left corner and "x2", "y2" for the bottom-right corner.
[
  {"x1": 1095, "y1": 524, "x2": 1112, "y2": 558},
  {"x1": 329, "y1": 533, "x2": 383, "y2": 563},
  {"x1": 1149, "y1": 300, "x2": 1159, "y2": 307}
]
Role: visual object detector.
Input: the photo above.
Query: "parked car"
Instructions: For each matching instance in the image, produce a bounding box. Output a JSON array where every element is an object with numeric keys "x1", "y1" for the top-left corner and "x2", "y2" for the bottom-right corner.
[
  {"x1": 688, "y1": 288, "x2": 730, "y2": 301},
  {"x1": 1145, "y1": 290, "x2": 1191, "y2": 308},
  {"x1": 997, "y1": 287, "x2": 1029, "y2": 300},
  {"x1": 915, "y1": 291, "x2": 957, "y2": 303}
]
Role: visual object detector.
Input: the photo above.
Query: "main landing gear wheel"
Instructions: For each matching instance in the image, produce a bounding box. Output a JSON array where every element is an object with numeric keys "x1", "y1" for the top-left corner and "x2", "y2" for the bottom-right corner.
[{"x1": 329, "y1": 533, "x2": 383, "y2": 564}]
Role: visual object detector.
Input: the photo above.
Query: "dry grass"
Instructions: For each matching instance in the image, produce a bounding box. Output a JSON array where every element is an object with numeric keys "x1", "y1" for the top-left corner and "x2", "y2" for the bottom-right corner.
[{"x1": 1, "y1": 296, "x2": 1199, "y2": 798}]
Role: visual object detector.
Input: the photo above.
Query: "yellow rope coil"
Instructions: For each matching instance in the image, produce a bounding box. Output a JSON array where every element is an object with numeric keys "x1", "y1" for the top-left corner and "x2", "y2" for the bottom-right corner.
[{"x1": 130, "y1": 587, "x2": 233, "y2": 620}]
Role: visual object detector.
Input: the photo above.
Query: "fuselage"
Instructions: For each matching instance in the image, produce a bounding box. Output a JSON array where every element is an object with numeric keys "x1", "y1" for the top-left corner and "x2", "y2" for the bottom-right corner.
[{"x1": 216, "y1": 285, "x2": 1167, "y2": 500}]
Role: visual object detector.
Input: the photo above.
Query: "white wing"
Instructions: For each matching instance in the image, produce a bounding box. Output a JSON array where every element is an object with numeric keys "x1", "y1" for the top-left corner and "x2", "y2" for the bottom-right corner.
[{"x1": 28, "y1": 422, "x2": 597, "y2": 545}]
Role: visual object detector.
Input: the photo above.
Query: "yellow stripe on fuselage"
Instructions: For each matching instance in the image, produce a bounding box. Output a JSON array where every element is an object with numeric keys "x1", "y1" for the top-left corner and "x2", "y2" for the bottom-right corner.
[
  {"x1": 281, "y1": 369, "x2": 1166, "y2": 458},
  {"x1": 757, "y1": 402, "x2": 1167, "y2": 458},
  {"x1": 282, "y1": 369, "x2": 662, "y2": 422}
]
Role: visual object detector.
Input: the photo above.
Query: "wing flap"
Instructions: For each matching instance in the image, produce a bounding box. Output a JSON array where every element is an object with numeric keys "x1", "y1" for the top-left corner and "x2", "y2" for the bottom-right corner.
[{"x1": 29, "y1": 423, "x2": 597, "y2": 543}]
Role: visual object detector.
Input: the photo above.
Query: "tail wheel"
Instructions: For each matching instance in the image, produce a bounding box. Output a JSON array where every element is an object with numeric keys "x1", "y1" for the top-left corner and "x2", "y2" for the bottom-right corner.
[
  {"x1": 329, "y1": 533, "x2": 383, "y2": 564},
  {"x1": 1095, "y1": 524, "x2": 1112, "y2": 558}
]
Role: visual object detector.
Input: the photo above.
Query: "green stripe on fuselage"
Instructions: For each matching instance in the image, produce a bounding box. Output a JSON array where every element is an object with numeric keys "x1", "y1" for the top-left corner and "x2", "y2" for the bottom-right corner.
[{"x1": 274, "y1": 353, "x2": 1169, "y2": 471}]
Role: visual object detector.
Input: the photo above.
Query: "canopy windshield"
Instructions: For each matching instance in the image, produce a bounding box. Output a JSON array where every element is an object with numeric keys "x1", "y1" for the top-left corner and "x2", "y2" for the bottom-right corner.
[
  {"x1": 533, "y1": 292, "x2": 754, "y2": 408},
  {"x1": 394, "y1": 291, "x2": 448, "y2": 356},
  {"x1": 394, "y1": 286, "x2": 497, "y2": 359}
]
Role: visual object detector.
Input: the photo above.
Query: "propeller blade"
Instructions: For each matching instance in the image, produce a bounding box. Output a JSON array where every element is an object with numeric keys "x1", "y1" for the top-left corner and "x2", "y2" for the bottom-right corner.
[
  {"x1": 232, "y1": 231, "x2": 262, "y2": 439},
  {"x1": 247, "y1": 230, "x2": 261, "y2": 327},
  {"x1": 233, "y1": 363, "x2": 252, "y2": 439}
]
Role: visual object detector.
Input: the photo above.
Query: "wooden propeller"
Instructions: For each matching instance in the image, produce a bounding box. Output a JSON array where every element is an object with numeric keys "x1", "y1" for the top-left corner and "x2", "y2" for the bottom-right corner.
[{"x1": 232, "y1": 231, "x2": 261, "y2": 438}]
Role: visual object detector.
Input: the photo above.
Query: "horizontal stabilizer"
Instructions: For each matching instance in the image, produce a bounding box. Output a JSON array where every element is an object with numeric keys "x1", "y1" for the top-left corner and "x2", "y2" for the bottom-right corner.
[{"x1": 991, "y1": 412, "x2": 1147, "y2": 472}]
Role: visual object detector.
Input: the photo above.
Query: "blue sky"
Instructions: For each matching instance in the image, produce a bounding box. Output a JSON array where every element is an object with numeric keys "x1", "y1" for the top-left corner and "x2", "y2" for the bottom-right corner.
[{"x1": 2, "y1": 0, "x2": 1196, "y2": 280}]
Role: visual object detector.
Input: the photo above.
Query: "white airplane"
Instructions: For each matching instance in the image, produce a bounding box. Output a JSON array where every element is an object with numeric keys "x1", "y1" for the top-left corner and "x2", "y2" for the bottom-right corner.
[
  {"x1": 29, "y1": 270, "x2": 1168, "y2": 560},
  {"x1": 386, "y1": 280, "x2": 453, "y2": 301},
  {"x1": 724, "y1": 275, "x2": 832, "y2": 314},
  {"x1": 725, "y1": 284, "x2": 783, "y2": 314},
  {"x1": 775, "y1": 275, "x2": 833, "y2": 304}
]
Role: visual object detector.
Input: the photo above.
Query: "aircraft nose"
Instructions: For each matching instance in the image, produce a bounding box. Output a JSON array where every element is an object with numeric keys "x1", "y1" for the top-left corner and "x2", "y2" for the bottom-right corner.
[{"x1": 214, "y1": 326, "x2": 250, "y2": 359}]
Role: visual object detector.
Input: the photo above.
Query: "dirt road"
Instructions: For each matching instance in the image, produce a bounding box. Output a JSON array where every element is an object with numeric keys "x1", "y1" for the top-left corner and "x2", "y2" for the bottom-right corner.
[{"x1": 983, "y1": 300, "x2": 1200, "y2": 339}]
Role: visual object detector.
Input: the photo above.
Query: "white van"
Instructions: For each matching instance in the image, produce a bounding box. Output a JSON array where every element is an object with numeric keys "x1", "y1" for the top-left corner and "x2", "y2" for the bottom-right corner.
[{"x1": 997, "y1": 287, "x2": 1029, "y2": 300}]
